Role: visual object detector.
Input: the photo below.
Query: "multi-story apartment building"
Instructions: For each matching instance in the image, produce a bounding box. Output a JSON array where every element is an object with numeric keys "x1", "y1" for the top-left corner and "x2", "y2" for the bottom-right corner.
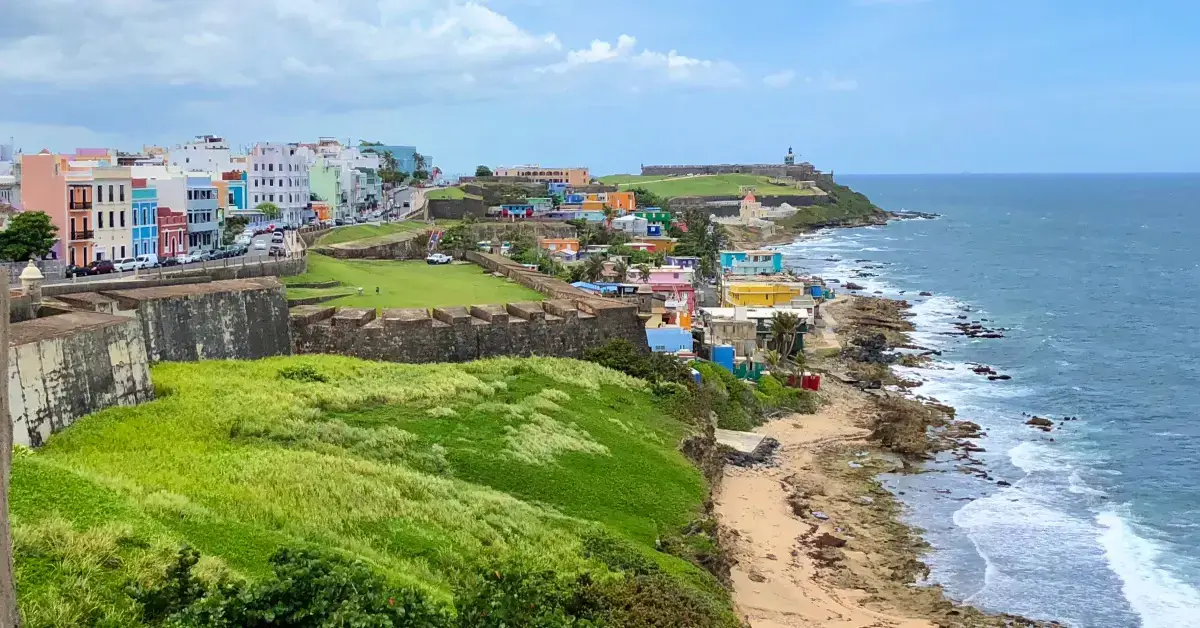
[
  {"x1": 157, "y1": 206, "x2": 187, "y2": 259},
  {"x1": 248, "y1": 142, "x2": 309, "y2": 226},
  {"x1": 92, "y1": 167, "x2": 134, "y2": 261},
  {"x1": 131, "y1": 180, "x2": 159, "y2": 257},
  {"x1": 186, "y1": 176, "x2": 219, "y2": 252},
  {"x1": 494, "y1": 165, "x2": 589, "y2": 187},
  {"x1": 0, "y1": 140, "x2": 19, "y2": 209},
  {"x1": 170, "y1": 135, "x2": 232, "y2": 174}
]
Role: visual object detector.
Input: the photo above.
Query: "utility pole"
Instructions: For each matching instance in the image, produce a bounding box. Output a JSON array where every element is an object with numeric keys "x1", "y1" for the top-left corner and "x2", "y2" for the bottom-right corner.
[{"x1": 0, "y1": 283, "x2": 20, "y2": 627}]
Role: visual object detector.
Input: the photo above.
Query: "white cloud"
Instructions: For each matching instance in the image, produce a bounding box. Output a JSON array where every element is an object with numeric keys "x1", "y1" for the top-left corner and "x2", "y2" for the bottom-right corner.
[
  {"x1": 545, "y1": 34, "x2": 740, "y2": 86},
  {"x1": 763, "y1": 70, "x2": 796, "y2": 89},
  {"x1": 0, "y1": 1, "x2": 736, "y2": 101}
]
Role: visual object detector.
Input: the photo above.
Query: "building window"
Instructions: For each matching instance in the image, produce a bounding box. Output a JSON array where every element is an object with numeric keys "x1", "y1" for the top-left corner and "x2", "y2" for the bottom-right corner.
[
  {"x1": 120, "y1": 211, "x2": 125, "y2": 227},
  {"x1": 254, "y1": 194, "x2": 259, "y2": 203},
  {"x1": 119, "y1": 185, "x2": 125, "y2": 202},
  {"x1": 120, "y1": 245, "x2": 126, "y2": 258},
  {"x1": 98, "y1": 212, "x2": 104, "y2": 229},
  {"x1": 254, "y1": 164, "x2": 258, "y2": 171},
  {"x1": 109, "y1": 211, "x2": 114, "y2": 227},
  {"x1": 269, "y1": 164, "x2": 274, "y2": 171},
  {"x1": 96, "y1": 185, "x2": 102, "y2": 201}
]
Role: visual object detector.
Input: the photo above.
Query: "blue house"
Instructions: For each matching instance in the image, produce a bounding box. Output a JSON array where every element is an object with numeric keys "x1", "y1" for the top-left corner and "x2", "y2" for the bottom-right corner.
[
  {"x1": 548, "y1": 182, "x2": 570, "y2": 197},
  {"x1": 131, "y1": 185, "x2": 159, "y2": 257},
  {"x1": 719, "y1": 250, "x2": 784, "y2": 275},
  {"x1": 646, "y1": 327, "x2": 694, "y2": 353}
]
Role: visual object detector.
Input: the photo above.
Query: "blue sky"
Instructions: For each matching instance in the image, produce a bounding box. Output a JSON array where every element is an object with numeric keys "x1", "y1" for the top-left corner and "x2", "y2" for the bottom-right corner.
[{"x1": 1, "y1": 0, "x2": 1197, "y2": 175}]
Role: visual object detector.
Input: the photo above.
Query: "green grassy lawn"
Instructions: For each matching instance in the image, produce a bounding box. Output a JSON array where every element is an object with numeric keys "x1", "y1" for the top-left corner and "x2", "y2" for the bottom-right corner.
[
  {"x1": 317, "y1": 221, "x2": 427, "y2": 246},
  {"x1": 284, "y1": 254, "x2": 543, "y2": 309},
  {"x1": 598, "y1": 173, "x2": 821, "y2": 198},
  {"x1": 285, "y1": 286, "x2": 355, "y2": 301},
  {"x1": 11, "y1": 357, "x2": 718, "y2": 626},
  {"x1": 425, "y1": 187, "x2": 482, "y2": 201}
]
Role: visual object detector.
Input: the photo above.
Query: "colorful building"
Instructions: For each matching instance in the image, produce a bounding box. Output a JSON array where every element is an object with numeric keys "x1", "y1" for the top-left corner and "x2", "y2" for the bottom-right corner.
[
  {"x1": 528, "y1": 197, "x2": 554, "y2": 213},
  {"x1": 720, "y1": 250, "x2": 784, "y2": 275},
  {"x1": 131, "y1": 180, "x2": 159, "y2": 257},
  {"x1": 631, "y1": 237, "x2": 676, "y2": 254},
  {"x1": 20, "y1": 151, "x2": 71, "y2": 261},
  {"x1": 500, "y1": 203, "x2": 534, "y2": 218},
  {"x1": 157, "y1": 206, "x2": 187, "y2": 259},
  {"x1": 186, "y1": 176, "x2": 219, "y2": 252},
  {"x1": 635, "y1": 209, "x2": 671, "y2": 225},
  {"x1": 665, "y1": 255, "x2": 700, "y2": 269},
  {"x1": 539, "y1": 238, "x2": 580, "y2": 255},
  {"x1": 493, "y1": 165, "x2": 589, "y2": 187},
  {"x1": 612, "y1": 214, "x2": 648, "y2": 237},
  {"x1": 723, "y1": 283, "x2": 805, "y2": 308}
]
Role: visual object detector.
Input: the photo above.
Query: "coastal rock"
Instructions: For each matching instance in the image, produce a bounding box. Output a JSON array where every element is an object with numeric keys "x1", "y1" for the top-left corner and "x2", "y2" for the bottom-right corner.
[
  {"x1": 919, "y1": 291, "x2": 933, "y2": 297},
  {"x1": 844, "y1": 282, "x2": 865, "y2": 291},
  {"x1": 1026, "y1": 417, "x2": 1054, "y2": 427},
  {"x1": 988, "y1": 374, "x2": 1012, "y2": 381},
  {"x1": 812, "y1": 533, "x2": 848, "y2": 548},
  {"x1": 996, "y1": 480, "x2": 1012, "y2": 487}
]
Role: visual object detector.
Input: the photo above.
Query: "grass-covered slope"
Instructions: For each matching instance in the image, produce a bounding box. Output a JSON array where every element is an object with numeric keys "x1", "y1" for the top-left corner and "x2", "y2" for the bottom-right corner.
[
  {"x1": 317, "y1": 221, "x2": 428, "y2": 246},
  {"x1": 11, "y1": 357, "x2": 725, "y2": 626},
  {"x1": 598, "y1": 173, "x2": 819, "y2": 198}
]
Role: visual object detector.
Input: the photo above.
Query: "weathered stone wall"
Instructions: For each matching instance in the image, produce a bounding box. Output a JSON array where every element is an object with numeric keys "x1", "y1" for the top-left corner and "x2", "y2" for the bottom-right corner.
[
  {"x1": 54, "y1": 278, "x2": 293, "y2": 363},
  {"x1": 8, "y1": 311, "x2": 153, "y2": 447},
  {"x1": 465, "y1": 221, "x2": 578, "y2": 242},
  {"x1": 313, "y1": 230, "x2": 431, "y2": 260},
  {"x1": 641, "y1": 163, "x2": 819, "y2": 180},
  {"x1": 428, "y1": 198, "x2": 486, "y2": 220},
  {"x1": 667, "y1": 194, "x2": 829, "y2": 214},
  {"x1": 465, "y1": 251, "x2": 594, "y2": 299},
  {"x1": 291, "y1": 297, "x2": 647, "y2": 364}
]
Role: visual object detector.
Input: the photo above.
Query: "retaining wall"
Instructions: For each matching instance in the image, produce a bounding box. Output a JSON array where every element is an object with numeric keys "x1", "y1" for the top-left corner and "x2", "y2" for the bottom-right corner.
[
  {"x1": 313, "y1": 230, "x2": 431, "y2": 260},
  {"x1": 8, "y1": 311, "x2": 153, "y2": 447}
]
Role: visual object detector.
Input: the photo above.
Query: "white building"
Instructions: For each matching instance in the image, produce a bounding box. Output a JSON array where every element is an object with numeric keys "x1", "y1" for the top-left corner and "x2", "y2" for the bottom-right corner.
[
  {"x1": 91, "y1": 167, "x2": 134, "y2": 261},
  {"x1": 131, "y1": 165, "x2": 187, "y2": 214},
  {"x1": 612, "y1": 214, "x2": 649, "y2": 237},
  {"x1": 248, "y1": 142, "x2": 310, "y2": 226},
  {"x1": 169, "y1": 135, "x2": 233, "y2": 174}
]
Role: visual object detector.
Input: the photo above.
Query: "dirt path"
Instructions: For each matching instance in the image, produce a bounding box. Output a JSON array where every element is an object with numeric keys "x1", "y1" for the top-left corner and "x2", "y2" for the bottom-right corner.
[{"x1": 715, "y1": 382, "x2": 938, "y2": 628}]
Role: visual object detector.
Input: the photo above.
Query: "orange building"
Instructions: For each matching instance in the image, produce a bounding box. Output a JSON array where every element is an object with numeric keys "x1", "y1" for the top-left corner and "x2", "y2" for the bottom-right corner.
[
  {"x1": 539, "y1": 237, "x2": 580, "y2": 254},
  {"x1": 494, "y1": 165, "x2": 589, "y2": 187},
  {"x1": 631, "y1": 237, "x2": 677, "y2": 254}
]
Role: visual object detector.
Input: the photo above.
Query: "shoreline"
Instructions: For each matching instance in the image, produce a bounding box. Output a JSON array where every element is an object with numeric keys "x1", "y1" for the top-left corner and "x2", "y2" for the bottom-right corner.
[{"x1": 713, "y1": 296, "x2": 1062, "y2": 628}]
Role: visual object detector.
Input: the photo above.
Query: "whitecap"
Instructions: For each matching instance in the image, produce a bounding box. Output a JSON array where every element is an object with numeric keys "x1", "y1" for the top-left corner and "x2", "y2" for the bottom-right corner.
[{"x1": 1097, "y1": 508, "x2": 1200, "y2": 628}]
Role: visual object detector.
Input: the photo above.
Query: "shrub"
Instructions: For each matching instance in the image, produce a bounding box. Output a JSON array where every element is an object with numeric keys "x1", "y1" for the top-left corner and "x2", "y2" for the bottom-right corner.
[
  {"x1": 277, "y1": 364, "x2": 328, "y2": 383},
  {"x1": 584, "y1": 340, "x2": 691, "y2": 386},
  {"x1": 692, "y1": 362, "x2": 760, "y2": 431},
  {"x1": 454, "y1": 562, "x2": 601, "y2": 627},
  {"x1": 132, "y1": 546, "x2": 452, "y2": 627}
]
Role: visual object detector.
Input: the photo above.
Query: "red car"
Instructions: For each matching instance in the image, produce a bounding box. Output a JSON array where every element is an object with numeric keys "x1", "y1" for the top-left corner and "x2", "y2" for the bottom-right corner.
[{"x1": 87, "y1": 259, "x2": 116, "y2": 275}]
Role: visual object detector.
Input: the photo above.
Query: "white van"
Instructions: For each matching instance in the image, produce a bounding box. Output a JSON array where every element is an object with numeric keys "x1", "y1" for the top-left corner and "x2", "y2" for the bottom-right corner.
[
  {"x1": 135, "y1": 253, "x2": 160, "y2": 269},
  {"x1": 114, "y1": 257, "x2": 139, "y2": 272}
]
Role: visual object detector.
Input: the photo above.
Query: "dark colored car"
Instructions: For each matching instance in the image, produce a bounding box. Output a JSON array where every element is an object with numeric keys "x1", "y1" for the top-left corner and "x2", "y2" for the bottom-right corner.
[
  {"x1": 160, "y1": 257, "x2": 180, "y2": 267},
  {"x1": 64, "y1": 264, "x2": 91, "y2": 278},
  {"x1": 88, "y1": 259, "x2": 116, "y2": 275}
]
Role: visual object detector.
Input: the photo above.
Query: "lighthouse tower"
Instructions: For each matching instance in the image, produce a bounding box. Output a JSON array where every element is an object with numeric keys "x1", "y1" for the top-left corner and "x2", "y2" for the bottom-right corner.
[{"x1": 784, "y1": 146, "x2": 796, "y2": 166}]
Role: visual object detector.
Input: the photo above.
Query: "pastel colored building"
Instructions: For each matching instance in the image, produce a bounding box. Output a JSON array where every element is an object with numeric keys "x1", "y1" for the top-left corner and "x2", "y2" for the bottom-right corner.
[
  {"x1": 186, "y1": 176, "x2": 219, "y2": 252},
  {"x1": 539, "y1": 238, "x2": 580, "y2": 254},
  {"x1": 221, "y1": 170, "x2": 249, "y2": 211},
  {"x1": 248, "y1": 142, "x2": 310, "y2": 227},
  {"x1": 612, "y1": 214, "x2": 648, "y2": 237},
  {"x1": 157, "y1": 206, "x2": 187, "y2": 259},
  {"x1": 665, "y1": 255, "x2": 700, "y2": 269},
  {"x1": 19, "y1": 151, "x2": 71, "y2": 260},
  {"x1": 635, "y1": 210, "x2": 671, "y2": 225},
  {"x1": 631, "y1": 237, "x2": 676, "y2": 254},
  {"x1": 627, "y1": 265, "x2": 696, "y2": 285},
  {"x1": 493, "y1": 165, "x2": 589, "y2": 187},
  {"x1": 169, "y1": 135, "x2": 232, "y2": 174},
  {"x1": 528, "y1": 197, "x2": 554, "y2": 213},
  {"x1": 131, "y1": 180, "x2": 159, "y2": 257},
  {"x1": 646, "y1": 327, "x2": 694, "y2": 353},
  {"x1": 500, "y1": 203, "x2": 534, "y2": 218},
  {"x1": 720, "y1": 250, "x2": 784, "y2": 275},
  {"x1": 548, "y1": 182, "x2": 569, "y2": 197}
]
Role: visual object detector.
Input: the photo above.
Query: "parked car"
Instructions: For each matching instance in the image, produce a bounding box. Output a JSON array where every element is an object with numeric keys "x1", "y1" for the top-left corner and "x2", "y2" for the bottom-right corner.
[
  {"x1": 268, "y1": 244, "x2": 286, "y2": 257},
  {"x1": 134, "y1": 253, "x2": 159, "y2": 269},
  {"x1": 64, "y1": 264, "x2": 91, "y2": 278},
  {"x1": 425, "y1": 253, "x2": 453, "y2": 265},
  {"x1": 254, "y1": 239, "x2": 268, "y2": 251},
  {"x1": 88, "y1": 259, "x2": 116, "y2": 275},
  {"x1": 271, "y1": 232, "x2": 285, "y2": 243},
  {"x1": 160, "y1": 257, "x2": 180, "y2": 267},
  {"x1": 402, "y1": 201, "x2": 411, "y2": 208},
  {"x1": 113, "y1": 257, "x2": 138, "y2": 272},
  {"x1": 178, "y1": 252, "x2": 201, "y2": 264}
]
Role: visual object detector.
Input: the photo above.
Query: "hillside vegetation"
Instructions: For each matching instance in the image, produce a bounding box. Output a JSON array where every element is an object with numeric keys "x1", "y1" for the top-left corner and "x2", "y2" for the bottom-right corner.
[
  {"x1": 598, "y1": 173, "x2": 820, "y2": 198},
  {"x1": 317, "y1": 221, "x2": 428, "y2": 246},
  {"x1": 776, "y1": 177, "x2": 886, "y2": 230},
  {"x1": 11, "y1": 356, "x2": 736, "y2": 626},
  {"x1": 425, "y1": 187, "x2": 482, "y2": 201}
]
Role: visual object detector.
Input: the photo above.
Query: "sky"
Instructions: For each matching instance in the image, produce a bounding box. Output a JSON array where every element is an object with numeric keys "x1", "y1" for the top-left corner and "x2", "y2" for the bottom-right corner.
[{"x1": 1, "y1": 0, "x2": 1198, "y2": 176}]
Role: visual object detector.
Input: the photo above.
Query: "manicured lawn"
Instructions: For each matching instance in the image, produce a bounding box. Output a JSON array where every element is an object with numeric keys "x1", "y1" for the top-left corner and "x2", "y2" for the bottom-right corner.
[
  {"x1": 599, "y1": 173, "x2": 822, "y2": 198},
  {"x1": 425, "y1": 187, "x2": 482, "y2": 201},
  {"x1": 11, "y1": 356, "x2": 718, "y2": 626},
  {"x1": 285, "y1": 254, "x2": 543, "y2": 309},
  {"x1": 317, "y1": 221, "x2": 427, "y2": 246}
]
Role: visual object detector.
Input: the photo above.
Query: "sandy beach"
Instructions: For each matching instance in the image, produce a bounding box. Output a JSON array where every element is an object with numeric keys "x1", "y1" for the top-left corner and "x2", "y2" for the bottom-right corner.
[{"x1": 714, "y1": 298, "x2": 1050, "y2": 628}]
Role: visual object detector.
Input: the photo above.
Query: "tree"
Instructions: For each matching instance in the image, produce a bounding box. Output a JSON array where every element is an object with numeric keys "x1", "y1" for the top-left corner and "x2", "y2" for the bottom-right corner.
[
  {"x1": 222, "y1": 216, "x2": 249, "y2": 246},
  {"x1": 613, "y1": 260, "x2": 629, "y2": 283},
  {"x1": 0, "y1": 210, "x2": 58, "y2": 261},
  {"x1": 601, "y1": 204, "x2": 616, "y2": 229},
  {"x1": 583, "y1": 255, "x2": 606, "y2": 282},
  {"x1": 475, "y1": 165, "x2": 493, "y2": 177},
  {"x1": 255, "y1": 202, "x2": 281, "y2": 220},
  {"x1": 378, "y1": 151, "x2": 407, "y2": 186},
  {"x1": 770, "y1": 311, "x2": 802, "y2": 358},
  {"x1": 629, "y1": 187, "x2": 668, "y2": 211},
  {"x1": 634, "y1": 263, "x2": 651, "y2": 283}
]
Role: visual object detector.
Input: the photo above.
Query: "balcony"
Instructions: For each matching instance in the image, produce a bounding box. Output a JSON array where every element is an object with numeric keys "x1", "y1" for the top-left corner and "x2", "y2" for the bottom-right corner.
[
  {"x1": 70, "y1": 230, "x2": 94, "y2": 241},
  {"x1": 69, "y1": 201, "x2": 93, "y2": 210}
]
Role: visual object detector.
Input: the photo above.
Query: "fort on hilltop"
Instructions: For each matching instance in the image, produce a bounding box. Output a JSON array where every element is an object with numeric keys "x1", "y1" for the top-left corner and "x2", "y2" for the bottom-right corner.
[{"x1": 640, "y1": 147, "x2": 819, "y2": 180}]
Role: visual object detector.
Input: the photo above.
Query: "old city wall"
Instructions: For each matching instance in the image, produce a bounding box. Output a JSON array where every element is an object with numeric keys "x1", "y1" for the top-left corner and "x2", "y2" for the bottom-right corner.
[
  {"x1": 291, "y1": 297, "x2": 646, "y2": 364},
  {"x1": 666, "y1": 194, "x2": 829, "y2": 215},
  {"x1": 313, "y1": 230, "x2": 431, "y2": 260},
  {"x1": 641, "y1": 163, "x2": 819, "y2": 180},
  {"x1": 8, "y1": 311, "x2": 153, "y2": 447},
  {"x1": 53, "y1": 278, "x2": 293, "y2": 363},
  {"x1": 428, "y1": 198, "x2": 486, "y2": 220},
  {"x1": 464, "y1": 222, "x2": 578, "y2": 244}
]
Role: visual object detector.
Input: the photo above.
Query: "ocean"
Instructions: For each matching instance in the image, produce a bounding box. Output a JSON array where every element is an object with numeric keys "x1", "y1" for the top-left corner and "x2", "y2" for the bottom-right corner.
[{"x1": 777, "y1": 174, "x2": 1200, "y2": 627}]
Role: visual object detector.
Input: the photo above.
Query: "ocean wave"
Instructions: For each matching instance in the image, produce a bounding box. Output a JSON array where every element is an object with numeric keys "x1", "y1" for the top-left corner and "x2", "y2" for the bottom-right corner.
[{"x1": 1097, "y1": 508, "x2": 1200, "y2": 628}]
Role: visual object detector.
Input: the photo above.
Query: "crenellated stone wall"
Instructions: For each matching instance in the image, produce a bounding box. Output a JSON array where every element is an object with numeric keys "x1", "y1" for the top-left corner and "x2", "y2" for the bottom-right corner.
[{"x1": 291, "y1": 296, "x2": 647, "y2": 364}]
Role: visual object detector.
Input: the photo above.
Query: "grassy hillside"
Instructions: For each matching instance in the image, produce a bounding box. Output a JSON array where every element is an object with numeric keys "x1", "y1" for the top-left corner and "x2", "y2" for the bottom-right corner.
[
  {"x1": 598, "y1": 173, "x2": 820, "y2": 198},
  {"x1": 284, "y1": 254, "x2": 544, "y2": 309},
  {"x1": 318, "y1": 221, "x2": 427, "y2": 246},
  {"x1": 425, "y1": 187, "x2": 482, "y2": 201},
  {"x1": 11, "y1": 356, "x2": 730, "y2": 626},
  {"x1": 777, "y1": 177, "x2": 886, "y2": 230}
]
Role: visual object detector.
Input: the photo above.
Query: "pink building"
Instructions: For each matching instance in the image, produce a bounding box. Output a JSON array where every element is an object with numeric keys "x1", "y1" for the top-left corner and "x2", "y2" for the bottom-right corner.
[{"x1": 18, "y1": 151, "x2": 70, "y2": 261}]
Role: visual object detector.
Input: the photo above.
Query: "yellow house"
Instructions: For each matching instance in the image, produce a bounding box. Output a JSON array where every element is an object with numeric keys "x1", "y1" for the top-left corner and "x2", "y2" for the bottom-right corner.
[{"x1": 723, "y1": 283, "x2": 805, "y2": 307}]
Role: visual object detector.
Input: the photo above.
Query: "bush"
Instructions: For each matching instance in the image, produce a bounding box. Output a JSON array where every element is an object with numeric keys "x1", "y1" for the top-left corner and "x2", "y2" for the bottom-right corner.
[
  {"x1": 454, "y1": 562, "x2": 601, "y2": 627},
  {"x1": 277, "y1": 364, "x2": 328, "y2": 383},
  {"x1": 692, "y1": 362, "x2": 760, "y2": 431},
  {"x1": 756, "y1": 374, "x2": 820, "y2": 415},
  {"x1": 132, "y1": 546, "x2": 452, "y2": 627},
  {"x1": 584, "y1": 339, "x2": 691, "y2": 386}
]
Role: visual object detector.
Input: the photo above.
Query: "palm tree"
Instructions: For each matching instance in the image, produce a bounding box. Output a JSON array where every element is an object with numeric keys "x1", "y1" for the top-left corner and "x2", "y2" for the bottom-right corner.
[
  {"x1": 602, "y1": 204, "x2": 616, "y2": 229},
  {"x1": 763, "y1": 349, "x2": 785, "y2": 376},
  {"x1": 583, "y1": 255, "x2": 606, "y2": 282},
  {"x1": 613, "y1": 260, "x2": 629, "y2": 283},
  {"x1": 770, "y1": 310, "x2": 801, "y2": 358},
  {"x1": 634, "y1": 263, "x2": 651, "y2": 283}
]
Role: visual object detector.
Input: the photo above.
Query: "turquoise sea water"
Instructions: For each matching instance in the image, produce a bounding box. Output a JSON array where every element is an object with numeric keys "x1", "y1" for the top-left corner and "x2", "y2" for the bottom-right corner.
[{"x1": 779, "y1": 174, "x2": 1200, "y2": 627}]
